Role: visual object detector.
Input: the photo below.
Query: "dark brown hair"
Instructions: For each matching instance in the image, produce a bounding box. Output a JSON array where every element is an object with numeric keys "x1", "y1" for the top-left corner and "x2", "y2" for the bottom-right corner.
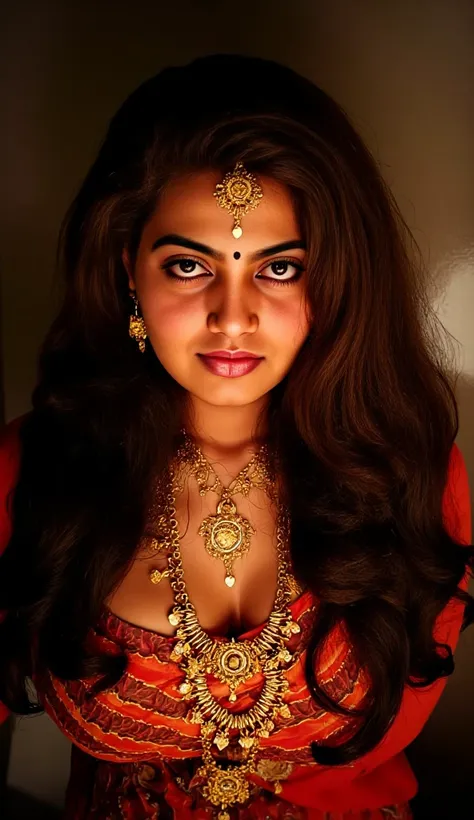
[{"x1": 0, "y1": 54, "x2": 473, "y2": 765}]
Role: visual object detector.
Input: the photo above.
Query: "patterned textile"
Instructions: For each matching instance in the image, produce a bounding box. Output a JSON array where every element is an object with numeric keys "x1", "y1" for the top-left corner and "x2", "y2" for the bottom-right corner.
[{"x1": 38, "y1": 592, "x2": 411, "y2": 818}]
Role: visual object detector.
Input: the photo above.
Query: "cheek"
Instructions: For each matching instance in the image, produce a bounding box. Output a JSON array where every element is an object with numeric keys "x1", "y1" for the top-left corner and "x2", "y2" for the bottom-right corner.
[
  {"x1": 142, "y1": 295, "x2": 202, "y2": 348},
  {"x1": 270, "y1": 299, "x2": 310, "y2": 349},
  {"x1": 139, "y1": 284, "x2": 310, "y2": 353}
]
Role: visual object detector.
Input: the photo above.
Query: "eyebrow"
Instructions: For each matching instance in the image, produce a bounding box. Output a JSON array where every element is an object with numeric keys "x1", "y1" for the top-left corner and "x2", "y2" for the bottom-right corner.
[{"x1": 150, "y1": 234, "x2": 306, "y2": 262}]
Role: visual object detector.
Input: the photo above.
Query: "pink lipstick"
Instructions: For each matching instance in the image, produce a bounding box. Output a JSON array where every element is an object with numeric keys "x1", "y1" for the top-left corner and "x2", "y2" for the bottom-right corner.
[{"x1": 197, "y1": 354, "x2": 263, "y2": 378}]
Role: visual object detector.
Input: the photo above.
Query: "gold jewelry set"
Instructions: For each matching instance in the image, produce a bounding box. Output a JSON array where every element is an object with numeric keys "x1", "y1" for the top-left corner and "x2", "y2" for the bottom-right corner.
[
  {"x1": 130, "y1": 165, "x2": 303, "y2": 817},
  {"x1": 128, "y1": 162, "x2": 263, "y2": 352},
  {"x1": 143, "y1": 430, "x2": 303, "y2": 818}
]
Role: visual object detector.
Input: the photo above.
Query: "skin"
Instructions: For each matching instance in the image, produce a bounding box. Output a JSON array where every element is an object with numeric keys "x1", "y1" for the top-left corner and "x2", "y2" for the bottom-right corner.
[
  {"x1": 111, "y1": 171, "x2": 311, "y2": 633},
  {"x1": 123, "y1": 170, "x2": 311, "y2": 467}
]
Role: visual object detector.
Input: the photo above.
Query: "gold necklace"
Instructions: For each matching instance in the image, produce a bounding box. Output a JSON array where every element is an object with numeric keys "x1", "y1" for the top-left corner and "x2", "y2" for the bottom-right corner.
[
  {"x1": 159, "y1": 456, "x2": 301, "y2": 819},
  {"x1": 171, "y1": 430, "x2": 278, "y2": 587},
  {"x1": 145, "y1": 432, "x2": 277, "y2": 588}
]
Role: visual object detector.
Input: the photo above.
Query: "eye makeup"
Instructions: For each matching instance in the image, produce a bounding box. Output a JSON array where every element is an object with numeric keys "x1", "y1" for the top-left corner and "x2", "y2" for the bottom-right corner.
[{"x1": 160, "y1": 256, "x2": 305, "y2": 288}]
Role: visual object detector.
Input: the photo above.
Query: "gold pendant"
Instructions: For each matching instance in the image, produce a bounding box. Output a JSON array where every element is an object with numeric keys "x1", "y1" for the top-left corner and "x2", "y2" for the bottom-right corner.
[
  {"x1": 198, "y1": 494, "x2": 255, "y2": 586},
  {"x1": 214, "y1": 730, "x2": 229, "y2": 750},
  {"x1": 149, "y1": 567, "x2": 170, "y2": 584},
  {"x1": 206, "y1": 638, "x2": 261, "y2": 697},
  {"x1": 198, "y1": 762, "x2": 251, "y2": 812}
]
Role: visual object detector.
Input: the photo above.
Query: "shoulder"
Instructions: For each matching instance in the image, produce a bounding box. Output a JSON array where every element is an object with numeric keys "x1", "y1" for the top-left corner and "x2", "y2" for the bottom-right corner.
[
  {"x1": 0, "y1": 414, "x2": 26, "y2": 460},
  {"x1": 442, "y1": 442, "x2": 471, "y2": 547},
  {"x1": 0, "y1": 414, "x2": 29, "y2": 556},
  {"x1": 435, "y1": 441, "x2": 472, "y2": 641}
]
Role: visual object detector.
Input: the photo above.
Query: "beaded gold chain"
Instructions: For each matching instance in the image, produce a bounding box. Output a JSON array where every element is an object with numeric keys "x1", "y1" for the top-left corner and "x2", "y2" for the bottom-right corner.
[{"x1": 158, "y1": 452, "x2": 301, "y2": 819}]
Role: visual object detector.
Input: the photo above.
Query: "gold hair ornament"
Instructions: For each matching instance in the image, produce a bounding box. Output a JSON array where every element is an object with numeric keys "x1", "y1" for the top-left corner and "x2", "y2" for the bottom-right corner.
[
  {"x1": 213, "y1": 162, "x2": 263, "y2": 238},
  {"x1": 129, "y1": 292, "x2": 147, "y2": 353}
]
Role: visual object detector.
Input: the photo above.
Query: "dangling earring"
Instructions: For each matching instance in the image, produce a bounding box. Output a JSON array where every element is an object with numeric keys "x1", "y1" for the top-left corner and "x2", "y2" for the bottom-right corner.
[{"x1": 129, "y1": 291, "x2": 147, "y2": 353}]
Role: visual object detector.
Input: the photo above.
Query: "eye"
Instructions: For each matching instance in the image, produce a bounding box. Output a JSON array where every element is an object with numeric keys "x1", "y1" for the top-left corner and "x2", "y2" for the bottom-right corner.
[
  {"x1": 160, "y1": 255, "x2": 304, "y2": 287},
  {"x1": 161, "y1": 257, "x2": 211, "y2": 284},
  {"x1": 256, "y1": 258, "x2": 304, "y2": 287}
]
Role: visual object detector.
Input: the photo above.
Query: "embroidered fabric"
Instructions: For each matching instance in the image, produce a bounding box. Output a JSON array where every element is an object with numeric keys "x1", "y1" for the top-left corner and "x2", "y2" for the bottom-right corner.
[{"x1": 36, "y1": 591, "x2": 409, "y2": 818}]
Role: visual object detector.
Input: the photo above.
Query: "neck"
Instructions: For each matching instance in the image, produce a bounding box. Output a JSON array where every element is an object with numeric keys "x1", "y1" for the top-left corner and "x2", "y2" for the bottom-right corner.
[{"x1": 183, "y1": 394, "x2": 269, "y2": 458}]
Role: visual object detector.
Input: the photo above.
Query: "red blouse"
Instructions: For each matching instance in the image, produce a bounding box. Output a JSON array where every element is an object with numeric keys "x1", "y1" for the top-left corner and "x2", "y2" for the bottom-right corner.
[{"x1": 0, "y1": 416, "x2": 471, "y2": 819}]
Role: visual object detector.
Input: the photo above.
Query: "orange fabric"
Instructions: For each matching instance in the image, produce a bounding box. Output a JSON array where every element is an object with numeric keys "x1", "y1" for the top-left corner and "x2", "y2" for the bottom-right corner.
[{"x1": 0, "y1": 416, "x2": 471, "y2": 818}]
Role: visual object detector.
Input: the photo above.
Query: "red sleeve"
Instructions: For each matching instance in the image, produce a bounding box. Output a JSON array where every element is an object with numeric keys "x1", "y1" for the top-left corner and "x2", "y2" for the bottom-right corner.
[
  {"x1": 353, "y1": 441, "x2": 472, "y2": 775},
  {"x1": 0, "y1": 416, "x2": 25, "y2": 724}
]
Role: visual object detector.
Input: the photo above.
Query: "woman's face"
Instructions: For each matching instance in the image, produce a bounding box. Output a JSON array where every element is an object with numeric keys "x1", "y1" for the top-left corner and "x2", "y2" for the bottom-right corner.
[{"x1": 123, "y1": 171, "x2": 311, "y2": 411}]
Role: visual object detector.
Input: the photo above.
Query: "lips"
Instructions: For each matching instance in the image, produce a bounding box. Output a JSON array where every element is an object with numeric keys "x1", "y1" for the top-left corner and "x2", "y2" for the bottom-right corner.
[
  {"x1": 201, "y1": 351, "x2": 262, "y2": 359},
  {"x1": 197, "y1": 354, "x2": 263, "y2": 378}
]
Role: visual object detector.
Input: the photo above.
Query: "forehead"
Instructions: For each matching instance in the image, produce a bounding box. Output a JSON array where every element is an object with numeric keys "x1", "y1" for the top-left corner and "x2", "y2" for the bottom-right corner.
[{"x1": 144, "y1": 171, "x2": 300, "y2": 246}]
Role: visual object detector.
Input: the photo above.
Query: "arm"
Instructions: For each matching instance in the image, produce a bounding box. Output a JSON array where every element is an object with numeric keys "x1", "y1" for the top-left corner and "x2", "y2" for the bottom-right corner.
[{"x1": 355, "y1": 442, "x2": 472, "y2": 774}]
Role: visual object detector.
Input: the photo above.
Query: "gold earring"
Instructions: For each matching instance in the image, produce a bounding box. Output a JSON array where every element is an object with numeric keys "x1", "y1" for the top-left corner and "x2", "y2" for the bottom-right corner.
[
  {"x1": 213, "y1": 161, "x2": 263, "y2": 238},
  {"x1": 129, "y1": 292, "x2": 147, "y2": 352}
]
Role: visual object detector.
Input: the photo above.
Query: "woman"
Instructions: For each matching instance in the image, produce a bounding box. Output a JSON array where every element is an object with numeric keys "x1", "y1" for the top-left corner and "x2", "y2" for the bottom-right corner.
[{"x1": 0, "y1": 54, "x2": 472, "y2": 819}]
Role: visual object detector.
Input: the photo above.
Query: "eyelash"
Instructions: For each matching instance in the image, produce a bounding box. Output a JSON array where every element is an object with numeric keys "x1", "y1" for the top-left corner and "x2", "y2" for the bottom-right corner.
[{"x1": 160, "y1": 256, "x2": 304, "y2": 288}]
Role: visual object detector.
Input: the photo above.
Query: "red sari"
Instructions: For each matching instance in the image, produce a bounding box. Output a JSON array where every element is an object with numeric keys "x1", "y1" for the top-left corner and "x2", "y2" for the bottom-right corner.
[{"x1": 0, "y1": 416, "x2": 471, "y2": 818}]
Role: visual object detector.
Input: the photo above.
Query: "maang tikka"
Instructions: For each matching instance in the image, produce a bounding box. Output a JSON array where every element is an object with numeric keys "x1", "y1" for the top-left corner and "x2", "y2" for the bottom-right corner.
[
  {"x1": 214, "y1": 161, "x2": 263, "y2": 238},
  {"x1": 129, "y1": 291, "x2": 147, "y2": 353}
]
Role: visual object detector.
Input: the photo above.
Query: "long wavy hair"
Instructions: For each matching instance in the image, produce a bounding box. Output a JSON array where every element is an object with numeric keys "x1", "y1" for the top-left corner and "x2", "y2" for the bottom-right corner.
[{"x1": 0, "y1": 54, "x2": 473, "y2": 766}]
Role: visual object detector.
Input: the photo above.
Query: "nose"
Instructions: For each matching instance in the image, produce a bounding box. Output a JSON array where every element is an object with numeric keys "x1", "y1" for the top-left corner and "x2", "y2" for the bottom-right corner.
[{"x1": 207, "y1": 278, "x2": 259, "y2": 338}]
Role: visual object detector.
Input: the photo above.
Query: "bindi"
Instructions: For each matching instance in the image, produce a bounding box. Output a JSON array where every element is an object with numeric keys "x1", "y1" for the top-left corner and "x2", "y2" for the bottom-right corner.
[{"x1": 233, "y1": 251, "x2": 241, "y2": 260}]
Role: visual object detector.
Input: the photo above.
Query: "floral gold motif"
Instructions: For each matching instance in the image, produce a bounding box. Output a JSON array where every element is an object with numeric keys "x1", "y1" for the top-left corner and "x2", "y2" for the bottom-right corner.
[
  {"x1": 205, "y1": 639, "x2": 261, "y2": 699},
  {"x1": 199, "y1": 759, "x2": 251, "y2": 813},
  {"x1": 198, "y1": 494, "x2": 255, "y2": 587},
  {"x1": 213, "y1": 162, "x2": 263, "y2": 238}
]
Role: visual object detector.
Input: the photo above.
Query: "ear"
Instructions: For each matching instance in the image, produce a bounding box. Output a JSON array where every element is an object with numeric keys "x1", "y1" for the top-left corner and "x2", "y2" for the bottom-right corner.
[{"x1": 122, "y1": 248, "x2": 135, "y2": 291}]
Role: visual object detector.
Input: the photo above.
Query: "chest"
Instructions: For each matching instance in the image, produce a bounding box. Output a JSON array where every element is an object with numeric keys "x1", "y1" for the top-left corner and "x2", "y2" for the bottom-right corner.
[
  {"x1": 39, "y1": 601, "x2": 363, "y2": 768},
  {"x1": 105, "y1": 484, "x2": 291, "y2": 638}
]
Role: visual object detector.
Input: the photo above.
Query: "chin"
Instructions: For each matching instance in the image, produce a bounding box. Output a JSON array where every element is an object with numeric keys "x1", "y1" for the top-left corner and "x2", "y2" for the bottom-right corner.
[{"x1": 190, "y1": 383, "x2": 272, "y2": 405}]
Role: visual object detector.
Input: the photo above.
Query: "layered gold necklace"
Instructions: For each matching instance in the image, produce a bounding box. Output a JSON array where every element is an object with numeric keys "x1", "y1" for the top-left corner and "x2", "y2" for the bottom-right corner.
[{"x1": 150, "y1": 432, "x2": 302, "y2": 819}]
